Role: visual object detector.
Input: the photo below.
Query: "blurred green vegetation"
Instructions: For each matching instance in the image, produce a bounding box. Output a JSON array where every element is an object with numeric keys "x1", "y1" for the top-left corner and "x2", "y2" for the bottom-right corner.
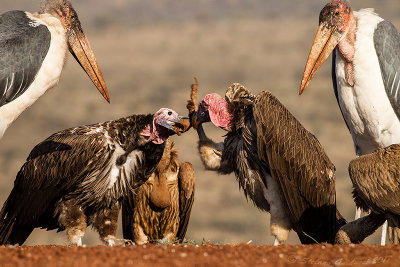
[{"x1": 0, "y1": 0, "x2": 399, "y2": 245}]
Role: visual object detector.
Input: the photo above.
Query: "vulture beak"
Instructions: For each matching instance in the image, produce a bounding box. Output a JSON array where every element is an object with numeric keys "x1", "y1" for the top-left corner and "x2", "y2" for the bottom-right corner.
[
  {"x1": 66, "y1": 10, "x2": 110, "y2": 103},
  {"x1": 161, "y1": 116, "x2": 191, "y2": 135},
  {"x1": 300, "y1": 24, "x2": 341, "y2": 95}
]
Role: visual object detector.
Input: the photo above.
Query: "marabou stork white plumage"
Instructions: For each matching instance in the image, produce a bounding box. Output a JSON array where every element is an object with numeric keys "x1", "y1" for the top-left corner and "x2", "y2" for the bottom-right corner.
[{"x1": 0, "y1": 0, "x2": 110, "y2": 138}]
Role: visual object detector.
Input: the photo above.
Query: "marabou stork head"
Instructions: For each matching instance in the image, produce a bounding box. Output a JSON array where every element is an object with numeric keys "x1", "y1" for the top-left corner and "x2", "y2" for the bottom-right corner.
[
  {"x1": 142, "y1": 108, "x2": 190, "y2": 144},
  {"x1": 40, "y1": 0, "x2": 110, "y2": 102},
  {"x1": 192, "y1": 93, "x2": 232, "y2": 130},
  {"x1": 299, "y1": 0, "x2": 353, "y2": 95}
]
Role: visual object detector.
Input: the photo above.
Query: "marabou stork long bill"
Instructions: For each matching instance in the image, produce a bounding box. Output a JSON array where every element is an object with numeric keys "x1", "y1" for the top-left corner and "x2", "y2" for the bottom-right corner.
[
  {"x1": 0, "y1": 0, "x2": 110, "y2": 138},
  {"x1": 299, "y1": 0, "x2": 400, "y2": 244}
]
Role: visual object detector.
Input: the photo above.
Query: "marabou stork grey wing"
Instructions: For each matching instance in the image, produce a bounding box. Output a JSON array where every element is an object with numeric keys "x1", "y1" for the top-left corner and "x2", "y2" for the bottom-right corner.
[
  {"x1": 176, "y1": 162, "x2": 195, "y2": 242},
  {"x1": 0, "y1": 129, "x2": 111, "y2": 244},
  {"x1": 0, "y1": 11, "x2": 51, "y2": 107},
  {"x1": 253, "y1": 91, "x2": 339, "y2": 243},
  {"x1": 374, "y1": 21, "x2": 400, "y2": 120},
  {"x1": 349, "y1": 144, "x2": 400, "y2": 215}
]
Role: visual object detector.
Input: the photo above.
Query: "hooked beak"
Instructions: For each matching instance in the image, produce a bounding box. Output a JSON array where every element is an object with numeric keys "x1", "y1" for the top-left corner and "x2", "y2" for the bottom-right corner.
[
  {"x1": 160, "y1": 116, "x2": 191, "y2": 135},
  {"x1": 67, "y1": 25, "x2": 110, "y2": 103},
  {"x1": 299, "y1": 24, "x2": 341, "y2": 95}
]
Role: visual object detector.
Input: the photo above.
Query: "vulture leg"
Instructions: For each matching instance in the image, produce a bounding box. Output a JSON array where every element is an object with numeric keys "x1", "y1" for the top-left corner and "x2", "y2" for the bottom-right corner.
[
  {"x1": 335, "y1": 212, "x2": 386, "y2": 244},
  {"x1": 387, "y1": 215, "x2": 400, "y2": 244},
  {"x1": 134, "y1": 224, "x2": 149, "y2": 245},
  {"x1": 160, "y1": 233, "x2": 175, "y2": 243},
  {"x1": 57, "y1": 200, "x2": 87, "y2": 246},
  {"x1": 93, "y1": 203, "x2": 120, "y2": 246},
  {"x1": 262, "y1": 174, "x2": 290, "y2": 245}
]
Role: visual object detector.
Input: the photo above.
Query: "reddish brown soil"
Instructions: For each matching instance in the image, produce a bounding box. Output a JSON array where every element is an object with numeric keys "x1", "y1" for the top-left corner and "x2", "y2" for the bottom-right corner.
[{"x1": 0, "y1": 244, "x2": 398, "y2": 267}]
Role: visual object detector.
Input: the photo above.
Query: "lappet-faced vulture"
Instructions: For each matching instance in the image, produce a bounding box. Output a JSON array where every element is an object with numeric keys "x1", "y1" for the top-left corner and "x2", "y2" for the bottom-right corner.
[
  {"x1": 0, "y1": 108, "x2": 190, "y2": 246},
  {"x1": 189, "y1": 81, "x2": 346, "y2": 244}
]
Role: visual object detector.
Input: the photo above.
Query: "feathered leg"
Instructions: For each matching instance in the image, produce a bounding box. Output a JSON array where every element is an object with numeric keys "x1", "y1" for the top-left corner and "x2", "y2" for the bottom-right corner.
[
  {"x1": 93, "y1": 203, "x2": 120, "y2": 246},
  {"x1": 57, "y1": 201, "x2": 87, "y2": 246},
  {"x1": 387, "y1": 215, "x2": 400, "y2": 245}
]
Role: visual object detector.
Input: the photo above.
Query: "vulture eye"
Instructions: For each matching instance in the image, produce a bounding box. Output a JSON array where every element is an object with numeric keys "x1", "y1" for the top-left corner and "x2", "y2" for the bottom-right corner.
[
  {"x1": 335, "y1": 11, "x2": 340, "y2": 16},
  {"x1": 168, "y1": 111, "x2": 172, "y2": 116}
]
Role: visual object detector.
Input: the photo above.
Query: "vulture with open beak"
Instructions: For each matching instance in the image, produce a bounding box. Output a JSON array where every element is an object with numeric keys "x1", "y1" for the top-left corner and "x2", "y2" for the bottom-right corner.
[
  {"x1": 0, "y1": 108, "x2": 190, "y2": 246},
  {"x1": 121, "y1": 139, "x2": 195, "y2": 245},
  {"x1": 188, "y1": 81, "x2": 346, "y2": 244}
]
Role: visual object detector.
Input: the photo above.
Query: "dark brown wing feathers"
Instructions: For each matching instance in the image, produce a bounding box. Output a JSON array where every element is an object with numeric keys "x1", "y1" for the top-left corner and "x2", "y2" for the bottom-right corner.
[
  {"x1": 349, "y1": 144, "x2": 400, "y2": 215},
  {"x1": 253, "y1": 91, "x2": 336, "y2": 219},
  {"x1": 251, "y1": 90, "x2": 343, "y2": 243},
  {"x1": 177, "y1": 162, "x2": 195, "y2": 241}
]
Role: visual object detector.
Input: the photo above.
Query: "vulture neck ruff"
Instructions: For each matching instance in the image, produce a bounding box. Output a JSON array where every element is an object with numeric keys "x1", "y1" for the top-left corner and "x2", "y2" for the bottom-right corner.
[{"x1": 141, "y1": 120, "x2": 170, "y2": 144}]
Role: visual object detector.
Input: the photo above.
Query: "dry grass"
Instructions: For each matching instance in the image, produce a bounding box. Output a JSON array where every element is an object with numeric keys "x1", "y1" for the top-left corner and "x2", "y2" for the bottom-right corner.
[{"x1": 0, "y1": 0, "x2": 399, "y2": 245}]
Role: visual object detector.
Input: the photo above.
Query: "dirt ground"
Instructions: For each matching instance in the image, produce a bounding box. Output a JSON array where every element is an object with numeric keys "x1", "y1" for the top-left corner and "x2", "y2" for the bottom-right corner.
[{"x1": 0, "y1": 244, "x2": 398, "y2": 267}]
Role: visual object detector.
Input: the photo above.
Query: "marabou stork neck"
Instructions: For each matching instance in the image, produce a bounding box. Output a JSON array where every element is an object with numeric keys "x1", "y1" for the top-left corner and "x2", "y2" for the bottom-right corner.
[
  {"x1": 300, "y1": 0, "x2": 400, "y2": 244},
  {"x1": 0, "y1": 0, "x2": 110, "y2": 138}
]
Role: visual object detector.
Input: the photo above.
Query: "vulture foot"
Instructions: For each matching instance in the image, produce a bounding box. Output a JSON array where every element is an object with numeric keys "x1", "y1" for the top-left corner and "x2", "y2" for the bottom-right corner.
[{"x1": 335, "y1": 212, "x2": 386, "y2": 244}]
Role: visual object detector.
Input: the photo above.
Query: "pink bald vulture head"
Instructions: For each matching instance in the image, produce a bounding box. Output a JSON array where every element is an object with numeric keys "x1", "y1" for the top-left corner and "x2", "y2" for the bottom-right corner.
[
  {"x1": 141, "y1": 108, "x2": 190, "y2": 144},
  {"x1": 193, "y1": 93, "x2": 232, "y2": 130}
]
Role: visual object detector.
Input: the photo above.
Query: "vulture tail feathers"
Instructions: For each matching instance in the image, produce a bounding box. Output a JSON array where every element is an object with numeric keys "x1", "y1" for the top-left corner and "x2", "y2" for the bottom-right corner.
[
  {"x1": 121, "y1": 198, "x2": 134, "y2": 241},
  {"x1": 295, "y1": 205, "x2": 346, "y2": 244},
  {"x1": 0, "y1": 197, "x2": 34, "y2": 245}
]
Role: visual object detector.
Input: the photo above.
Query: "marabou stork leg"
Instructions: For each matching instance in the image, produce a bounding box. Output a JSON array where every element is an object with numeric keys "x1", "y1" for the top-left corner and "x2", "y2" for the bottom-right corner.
[
  {"x1": 381, "y1": 220, "x2": 387, "y2": 245},
  {"x1": 355, "y1": 207, "x2": 362, "y2": 220}
]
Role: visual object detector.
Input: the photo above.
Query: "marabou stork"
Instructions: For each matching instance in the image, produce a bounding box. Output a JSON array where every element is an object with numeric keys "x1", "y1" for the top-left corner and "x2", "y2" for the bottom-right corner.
[
  {"x1": 0, "y1": 108, "x2": 190, "y2": 246},
  {"x1": 0, "y1": 0, "x2": 110, "y2": 138},
  {"x1": 188, "y1": 81, "x2": 346, "y2": 245},
  {"x1": 122, "y1": 139, "x2": 195, "y2": 245},
  {"x1": 299, "y1": 0, "x2": 400, "y2": 244}
]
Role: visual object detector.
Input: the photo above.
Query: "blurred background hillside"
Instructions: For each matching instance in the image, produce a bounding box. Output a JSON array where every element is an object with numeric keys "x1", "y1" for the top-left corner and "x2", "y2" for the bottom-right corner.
[{"x1": 0, "y1": 0, "x2": 399, "y2": 245}]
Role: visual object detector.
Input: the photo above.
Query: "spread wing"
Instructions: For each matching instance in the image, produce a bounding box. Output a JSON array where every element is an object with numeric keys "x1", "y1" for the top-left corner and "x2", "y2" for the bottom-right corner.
[
  {"x1": 0, "y1": 11, "x2": 51, "y2": 106},
  {"x1": 253, "y1": 91, "x2": 337, "y2": 223},
  {"x1": 349, "y1": 144, "x2": 400, "y2": 215},
  {"x1": 374, "y1": 21, "x2": 400, "y2": 120},
  {"x1": 176, "y1": 162, "x2": 195, "y2": 242}
]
